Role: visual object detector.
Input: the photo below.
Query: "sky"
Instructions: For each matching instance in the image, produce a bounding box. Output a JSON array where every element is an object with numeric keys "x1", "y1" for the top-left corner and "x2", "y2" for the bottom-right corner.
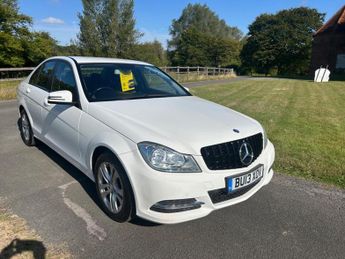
[{"x1": 18, "y1": 0, "x2": 345, "y2": 47}]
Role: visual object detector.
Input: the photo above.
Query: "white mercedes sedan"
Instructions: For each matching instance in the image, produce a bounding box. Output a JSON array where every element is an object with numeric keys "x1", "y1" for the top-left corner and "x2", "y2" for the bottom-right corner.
[{"x1": 17, "y1": 56, "x2": 275, "y2": 224}]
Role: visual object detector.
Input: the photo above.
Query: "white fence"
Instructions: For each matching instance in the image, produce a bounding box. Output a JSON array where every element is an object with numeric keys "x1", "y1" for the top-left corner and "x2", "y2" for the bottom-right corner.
[{"x1": 0, "y1": 66, "x2": 236, "y2": 82}]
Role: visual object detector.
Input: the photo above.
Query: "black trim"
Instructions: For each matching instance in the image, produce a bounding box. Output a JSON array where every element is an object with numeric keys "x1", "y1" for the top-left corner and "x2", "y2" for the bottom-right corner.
[
  {"x1": 208, "y1": 178, "x2": 262, "y2": 204},
  {"x1": 68, "y1": 56, "x2": 90, "y2": 107},
  {"x1": 150, "y1": 199, "x2": 203, "y2": 213}
]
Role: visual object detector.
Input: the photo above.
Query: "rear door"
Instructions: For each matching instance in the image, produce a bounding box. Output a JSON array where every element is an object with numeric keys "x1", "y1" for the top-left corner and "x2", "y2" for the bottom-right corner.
[{"x1": 25, "y1": 60, "x2": 55, "y2": 136}]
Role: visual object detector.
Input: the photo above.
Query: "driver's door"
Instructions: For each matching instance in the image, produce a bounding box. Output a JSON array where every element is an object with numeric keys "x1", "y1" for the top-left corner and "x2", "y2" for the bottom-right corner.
[{"x1": 41, "y1": 60, "x2": 82, "y2": 163}]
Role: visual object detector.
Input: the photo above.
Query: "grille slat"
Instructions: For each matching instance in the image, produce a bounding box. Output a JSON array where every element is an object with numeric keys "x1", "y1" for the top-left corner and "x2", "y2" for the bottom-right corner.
[{"x1": 201, "y1": 133, "x2": 263, "y2": 170}]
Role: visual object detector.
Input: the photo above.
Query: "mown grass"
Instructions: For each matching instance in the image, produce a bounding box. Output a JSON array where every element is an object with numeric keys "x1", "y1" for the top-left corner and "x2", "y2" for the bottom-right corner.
[
  {"x1": 0, "y1": 80, "x2": 20, "y2": 100},
  {"x1": 191, "y1": 79, "x2": 345, "y2": 188}
]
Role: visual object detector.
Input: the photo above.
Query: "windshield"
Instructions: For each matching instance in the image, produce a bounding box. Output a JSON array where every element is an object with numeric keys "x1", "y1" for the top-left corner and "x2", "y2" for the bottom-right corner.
[{"x1": 78, "y1": 63, "x2": 190, "y2": 101}]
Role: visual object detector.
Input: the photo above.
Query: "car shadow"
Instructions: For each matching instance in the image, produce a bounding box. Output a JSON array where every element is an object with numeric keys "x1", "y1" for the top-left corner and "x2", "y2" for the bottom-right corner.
[
  {"x1": 32, "y1": 138, "x2": 160, "y2": 227},
  {"x1": 0, "y1": 238, "x2": 46, "y2": 259}
]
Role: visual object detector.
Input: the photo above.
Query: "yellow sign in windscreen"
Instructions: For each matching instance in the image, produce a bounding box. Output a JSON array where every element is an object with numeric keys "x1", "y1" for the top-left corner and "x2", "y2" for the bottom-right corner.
[{"x1": 120, "y1": 71, "x2": 135, "y2": 92}]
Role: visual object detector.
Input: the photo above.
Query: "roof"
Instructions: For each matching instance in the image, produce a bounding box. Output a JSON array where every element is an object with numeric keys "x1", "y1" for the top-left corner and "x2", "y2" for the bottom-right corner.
[
  {"x1": 68, "y1": 56, "x2": 152, "y2": 66},
  {"x1": 315, "y1": 5, "x2": 345, "y2": 35}
]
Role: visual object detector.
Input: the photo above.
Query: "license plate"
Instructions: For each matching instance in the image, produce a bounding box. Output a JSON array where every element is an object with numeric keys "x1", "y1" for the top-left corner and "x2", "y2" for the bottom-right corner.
[{"x1": 227, "y1": 165, "x2": 264, "y2": 192}]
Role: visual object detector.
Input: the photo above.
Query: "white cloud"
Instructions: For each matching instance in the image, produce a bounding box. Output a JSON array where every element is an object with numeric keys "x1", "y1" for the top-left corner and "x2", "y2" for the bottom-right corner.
[{"x1": 41, "y1": 17, "x2": 65, "y2": 25}]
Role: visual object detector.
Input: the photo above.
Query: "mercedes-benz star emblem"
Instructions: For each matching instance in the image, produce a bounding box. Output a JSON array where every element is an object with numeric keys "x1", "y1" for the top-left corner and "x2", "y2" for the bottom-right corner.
[{"x1": 239, "y1": 142, "x2": 254, "y2": 165}]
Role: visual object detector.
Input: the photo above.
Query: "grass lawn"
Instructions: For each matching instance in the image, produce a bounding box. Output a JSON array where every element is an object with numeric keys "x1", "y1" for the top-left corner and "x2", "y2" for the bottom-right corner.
[
  {"x1": 191, "y1": 79, "x2": 345, "y2": 188},
  {"x1": 0, "y1": 80, "x2": 21, "y2": 100}
]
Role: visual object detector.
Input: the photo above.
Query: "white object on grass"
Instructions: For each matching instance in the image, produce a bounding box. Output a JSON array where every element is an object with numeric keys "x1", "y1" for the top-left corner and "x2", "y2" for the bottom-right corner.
[{"x1": 314, "y1": 68, "x2": 330, "y2": 82}]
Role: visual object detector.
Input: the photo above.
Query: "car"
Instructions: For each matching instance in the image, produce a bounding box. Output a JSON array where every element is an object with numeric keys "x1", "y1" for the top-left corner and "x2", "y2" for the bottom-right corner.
[{"x1": 17, "y1": 56, "x2": 275, "y2": 224}]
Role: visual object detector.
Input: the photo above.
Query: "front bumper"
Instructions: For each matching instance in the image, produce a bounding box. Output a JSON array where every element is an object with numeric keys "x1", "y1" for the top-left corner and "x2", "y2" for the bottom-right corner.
[{"x1": 119, "y1": 140, "x2": 275, "y2": 224}]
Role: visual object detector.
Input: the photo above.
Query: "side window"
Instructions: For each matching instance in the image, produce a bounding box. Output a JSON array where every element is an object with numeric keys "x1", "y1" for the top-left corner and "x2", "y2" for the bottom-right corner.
[
  {"x1": 36, "y1": 61, "x2": 56, "y2": 91},
  {"x1": 29, "y1": 67, "x2": 41, "y2": 85},
  {"x1": 51, "y1": 61, "x2": 76, "y2": 92}
]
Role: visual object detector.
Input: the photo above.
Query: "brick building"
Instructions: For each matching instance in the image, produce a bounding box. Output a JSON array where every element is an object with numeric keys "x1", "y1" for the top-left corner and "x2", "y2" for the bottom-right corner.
[{"x1": 310, "y1": 5, "x2": 345, "y2": 74}]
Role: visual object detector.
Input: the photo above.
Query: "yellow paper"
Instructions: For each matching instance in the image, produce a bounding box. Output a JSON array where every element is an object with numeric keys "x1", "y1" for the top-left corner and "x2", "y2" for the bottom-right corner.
[{"x1": 120, "y1": 71, "x2": 135, "y2": 92}]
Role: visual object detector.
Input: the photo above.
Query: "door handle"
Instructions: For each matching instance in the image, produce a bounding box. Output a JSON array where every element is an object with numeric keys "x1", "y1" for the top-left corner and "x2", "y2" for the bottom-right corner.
[{"x1": 26, "y1": 88, "x2": 31, "y2": 94}]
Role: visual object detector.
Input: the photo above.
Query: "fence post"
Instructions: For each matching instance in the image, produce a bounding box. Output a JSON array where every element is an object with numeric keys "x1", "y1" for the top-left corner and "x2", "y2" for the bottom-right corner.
[
  {"x1": 187, "y1": 66, "x2": 190, "y2": 81},
  {"x1": 206, "y1": 67, "x2": 208, "y2": 79},
  {"x1": 177, "y1": 66, "x2": 180, "y2": 82},
  {"x1": 197, "y1": 66, "x2": 200, "y2": 76}
]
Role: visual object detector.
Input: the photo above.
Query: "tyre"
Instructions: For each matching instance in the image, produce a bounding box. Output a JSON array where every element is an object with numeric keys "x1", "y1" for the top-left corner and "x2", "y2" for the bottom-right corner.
[
  {"x1": 19, "y1": 109, "x2": 35, "y2": 146},
  {"x1": 94, "y1": 152, "x2": 134, "y2": 222}
]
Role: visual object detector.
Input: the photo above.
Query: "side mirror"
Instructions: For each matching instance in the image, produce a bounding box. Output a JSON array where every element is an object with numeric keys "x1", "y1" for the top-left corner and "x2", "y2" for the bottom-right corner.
[
  {"x1": 184, "y1": 86, "x2": 190, "y2": 92},
  {"x1": 47, "y1": 90, "x2": 74, "y2": 105}
]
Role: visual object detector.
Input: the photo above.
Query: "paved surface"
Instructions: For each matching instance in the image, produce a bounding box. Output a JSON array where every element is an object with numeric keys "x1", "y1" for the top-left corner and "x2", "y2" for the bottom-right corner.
[{"x1": 1, "y1": 98, "x2": 345, "y2": 259}]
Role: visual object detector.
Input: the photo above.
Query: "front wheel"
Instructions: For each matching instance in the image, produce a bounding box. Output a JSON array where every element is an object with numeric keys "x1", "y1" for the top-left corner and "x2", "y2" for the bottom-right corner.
[
  {"x1": 19, "y1": 110, "x2": 35, "y2": 146},
  {"x1": 94, "y1": 152, "x2": 134, "y2": 222}
]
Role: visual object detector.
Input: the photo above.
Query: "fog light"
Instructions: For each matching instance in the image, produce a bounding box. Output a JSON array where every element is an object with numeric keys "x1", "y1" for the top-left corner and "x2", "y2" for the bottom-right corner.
[{"x1": 150, "y1": 198, "x2": 204, "y2": 213}]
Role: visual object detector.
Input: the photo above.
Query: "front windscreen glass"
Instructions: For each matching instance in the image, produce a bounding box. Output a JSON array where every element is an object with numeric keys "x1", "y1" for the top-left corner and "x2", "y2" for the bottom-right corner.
[{"x1": 78, "y1": 63, "x2": 190, "y2": 101}]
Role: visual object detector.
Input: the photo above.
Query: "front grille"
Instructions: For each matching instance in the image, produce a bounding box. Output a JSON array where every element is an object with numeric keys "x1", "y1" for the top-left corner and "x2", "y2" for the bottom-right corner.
[
  {"x1": 208, "y1": 180, "x2": 261, "y2": 204},
  {"x1": 201, "y1": 133, "x2": 263, "y2": 170}
]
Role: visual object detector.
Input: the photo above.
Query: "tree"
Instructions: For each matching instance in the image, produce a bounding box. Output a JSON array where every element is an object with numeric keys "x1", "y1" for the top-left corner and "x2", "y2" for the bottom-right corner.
[
  {"x1": 133, "y1": 40, "x2": 168, "y2": 66},
  {"x1": 22, "y1": 32, "x2": 57, "y2": 66},
  {"x1": 78, "y1": 0, "x2": 141, "y2": 58},
  {"x1": 241, "y1": 7, "x2": 324, "y2": 75},
  {"x1": 55, "y1": 40, "x2": 81, "y2": 56},
  {"x1": 0, "y1": 0, "x2": 31, "y2": 67},
  {"x1": 169, "y1": 27, "x2": 242, "y2": 67},
  {"x1": 168, "y1": 4, "x2": 242, "y2": 66},
  {"x1": 0, "y1": 0, "x2": 60, "y2": 67}
]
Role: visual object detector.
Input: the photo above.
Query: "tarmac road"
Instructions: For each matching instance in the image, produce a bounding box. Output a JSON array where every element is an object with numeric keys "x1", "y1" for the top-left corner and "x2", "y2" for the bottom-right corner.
[{"x1": 0, "y1": 87, "x2": 344, "y2": 258}]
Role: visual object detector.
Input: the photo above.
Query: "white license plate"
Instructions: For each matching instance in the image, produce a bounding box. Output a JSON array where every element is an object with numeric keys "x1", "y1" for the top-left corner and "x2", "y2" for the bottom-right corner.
[{"x1": 227, "y1": 165, "x2": 264, "y2": 192}]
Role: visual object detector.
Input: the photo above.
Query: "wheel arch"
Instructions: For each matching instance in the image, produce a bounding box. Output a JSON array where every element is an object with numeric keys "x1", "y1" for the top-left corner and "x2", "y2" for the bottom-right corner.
[
  {"x1": 18, "y1": 103, "x2": 34, "y2": 130},
  {"x1": 91, "y1": 145, "x2": 137, "y2": 218}
]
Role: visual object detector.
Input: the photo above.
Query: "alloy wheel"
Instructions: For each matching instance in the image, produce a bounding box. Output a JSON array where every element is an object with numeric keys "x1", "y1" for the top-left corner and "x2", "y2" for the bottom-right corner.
[{"x1": 97, "y1": 162, "x2": 124, "y2": 213}]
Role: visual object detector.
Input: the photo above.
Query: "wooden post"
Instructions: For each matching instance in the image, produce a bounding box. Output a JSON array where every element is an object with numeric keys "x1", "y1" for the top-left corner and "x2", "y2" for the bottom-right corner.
[
  {"x1": 206, "y1": 67, "x2": 208, "y2": 79},
  {"x1": 177, "y1": 66, "x2": 180, "y2": 82},
  {"x1": 187, "y1": 67, "x2": 190, "y2": 81}
]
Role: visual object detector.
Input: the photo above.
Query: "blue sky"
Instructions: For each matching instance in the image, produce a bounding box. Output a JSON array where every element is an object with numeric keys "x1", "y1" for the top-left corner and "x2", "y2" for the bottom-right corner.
[{"x1": 18, "y1": 0, "x2": 345, "y2": 47}]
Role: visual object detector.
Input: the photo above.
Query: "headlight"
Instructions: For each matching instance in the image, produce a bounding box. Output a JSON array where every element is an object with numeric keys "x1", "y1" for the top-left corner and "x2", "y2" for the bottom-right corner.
[
  {"x1": 263, "y1": 127, "x2": 268, "y2": 148},
  {"x1": 138, "y1": 142, "x2": 201, "y2": 173}
]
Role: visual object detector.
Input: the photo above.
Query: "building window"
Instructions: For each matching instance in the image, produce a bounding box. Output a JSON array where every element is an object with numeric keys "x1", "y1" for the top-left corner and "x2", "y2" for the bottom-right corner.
[{"x1": 336, "y1": 54, "x2": 345, "y2": 69}]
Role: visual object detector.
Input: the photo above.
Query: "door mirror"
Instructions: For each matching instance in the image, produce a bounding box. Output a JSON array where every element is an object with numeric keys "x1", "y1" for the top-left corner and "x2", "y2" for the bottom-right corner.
[{"x1": 47, "y1": 90, "x2": 74, "y2": 105}]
